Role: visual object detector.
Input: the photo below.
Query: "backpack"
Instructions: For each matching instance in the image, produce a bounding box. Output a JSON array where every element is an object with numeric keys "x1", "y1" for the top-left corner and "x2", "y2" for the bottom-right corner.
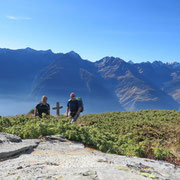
[{"x1": 76, "y1": 97, "x2": 84, "y2": 112}]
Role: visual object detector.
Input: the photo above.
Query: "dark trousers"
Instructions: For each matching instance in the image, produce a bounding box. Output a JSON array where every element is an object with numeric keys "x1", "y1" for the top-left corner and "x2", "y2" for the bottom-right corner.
[
  {"x1": 70, "y1": 111, "x2": 79, "y2": 123},
  {"x1": 70, "y1": 111, "x2": 77, "y2": 118}
]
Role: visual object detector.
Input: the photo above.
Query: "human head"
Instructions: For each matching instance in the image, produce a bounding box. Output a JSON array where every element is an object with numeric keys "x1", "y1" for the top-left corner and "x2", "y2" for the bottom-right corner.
[
  {"x1": 41, "y1": 96, "x2": 48, "y2": 104},
  {"x1": 70, "y1": 92, "x2": 76, "y2": 100}
]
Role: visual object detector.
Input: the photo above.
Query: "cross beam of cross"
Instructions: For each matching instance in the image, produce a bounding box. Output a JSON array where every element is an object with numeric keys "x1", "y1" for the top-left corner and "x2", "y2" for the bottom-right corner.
[{"x1": 52, "y1": 102, "x2": 63, "y2": 116}]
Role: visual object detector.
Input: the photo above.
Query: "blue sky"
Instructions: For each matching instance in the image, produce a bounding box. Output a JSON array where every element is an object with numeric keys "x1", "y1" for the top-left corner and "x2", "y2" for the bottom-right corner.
[{"x1": 0, "y1": 0, "x2": 179, "y2": 62}]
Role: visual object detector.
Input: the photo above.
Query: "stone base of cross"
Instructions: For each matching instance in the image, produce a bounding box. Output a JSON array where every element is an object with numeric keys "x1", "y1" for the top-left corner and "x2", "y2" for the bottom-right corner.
[{"x1": 52, "y1": 102, "x2": 63, "y2": 116}]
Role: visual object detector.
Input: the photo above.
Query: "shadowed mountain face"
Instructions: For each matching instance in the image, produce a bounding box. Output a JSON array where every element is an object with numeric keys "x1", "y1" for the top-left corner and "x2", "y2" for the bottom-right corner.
[
  {"x1": 31, "y1": 53, "x2": 122, "y2": 113},
  {"x1": 0, "y1": 48, "x2": 179, "y2": 112},
  {"x1": 0, "y1": 48, "x2": 62, "y2": 95}
]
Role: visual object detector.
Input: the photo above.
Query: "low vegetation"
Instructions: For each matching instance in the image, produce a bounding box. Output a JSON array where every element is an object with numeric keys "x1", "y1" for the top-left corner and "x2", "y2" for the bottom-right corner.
[{"x1": 0, "y1": 110, "x2": 179, "y2": 165}]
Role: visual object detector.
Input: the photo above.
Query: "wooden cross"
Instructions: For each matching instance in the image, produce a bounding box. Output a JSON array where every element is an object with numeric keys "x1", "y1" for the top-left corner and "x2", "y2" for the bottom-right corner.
[{"x1": 52, "y1": 102, "x2": 63, "y2": 116}]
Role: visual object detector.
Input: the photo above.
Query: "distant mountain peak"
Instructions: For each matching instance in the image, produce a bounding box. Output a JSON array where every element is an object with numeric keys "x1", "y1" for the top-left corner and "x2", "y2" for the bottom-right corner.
[
  {"x1": 25, "y1": 47, "x2": 36, "y2": 52},
  {"x1": 102, "y1": 56, "x2": 125, "y2": 64},
  {"x1": 153, "y1": 60, "x2": 163, "y2": 64},
  {"x1": 101, "y1": 56, "x2": 125, "y2": 62},
  {"x1": 95, "y1": 56, "x2": 126, "y2": 68},
  {"x1": 128, "y1": 60, "x2": 134, "y2": 64},
  {"x1": 167, "y1": 61, "x2": 180, "y2": 68},
  {"x1": 45, "y1": 49, "x2": 53, "y2": 53},
  {"x1": 66, "y1": 51, "x2": 81, "y2": 59},
  {"x1": 168, "y1": 61, "x2": 175, "y2": 64},
  {"x1": 152, "y1": 60, "x2": 164, "y2": 66},
  {"x1": 168, "y1": 61, "x2": 179, "y2": 65},
  {"x1": 25, "y1": 47, "x2": 53, "y2": 54}
]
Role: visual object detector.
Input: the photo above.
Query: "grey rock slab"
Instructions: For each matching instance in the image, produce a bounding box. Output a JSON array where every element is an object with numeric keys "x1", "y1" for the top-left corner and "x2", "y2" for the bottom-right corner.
[
  {"x1": 45, "y1": 135, "x2": 66, "y2": 142},
  {"x1": 0, "y1": 139, "x2": 179, "y2": 180},
  {"x1": 0, "y1": 139, "x2": 41, "y2": 159},
  {"x1": 96, "y1": 168, "x2": 148, "y2": 180},
  {"x1": 0, "y1": 132, "x2": 22, "y2": 143}
]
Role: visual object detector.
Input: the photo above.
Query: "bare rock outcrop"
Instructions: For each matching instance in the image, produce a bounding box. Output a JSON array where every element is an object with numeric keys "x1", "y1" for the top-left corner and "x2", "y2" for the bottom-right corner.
[
  {"x1": 0, "y1": 134, "x2": 180, "y2": 180},
  {"x1": 0, "y1": 133, "x2": 40, "y2": 159}
]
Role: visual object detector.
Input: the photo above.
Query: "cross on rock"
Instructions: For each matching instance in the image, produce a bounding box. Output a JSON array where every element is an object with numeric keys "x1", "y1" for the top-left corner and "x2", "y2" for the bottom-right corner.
[{"x1": 52, "y1": 102, "x2": 63, "y2": 116}]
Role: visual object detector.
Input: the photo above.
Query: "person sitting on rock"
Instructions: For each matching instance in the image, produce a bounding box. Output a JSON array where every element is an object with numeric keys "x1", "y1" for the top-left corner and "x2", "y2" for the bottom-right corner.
[
  {"x1": 66, "y1": 92, "x2": 82, "y2": 123},
  {"x1": 35, "y1": 96, "x2": 50, "y2": 118}
]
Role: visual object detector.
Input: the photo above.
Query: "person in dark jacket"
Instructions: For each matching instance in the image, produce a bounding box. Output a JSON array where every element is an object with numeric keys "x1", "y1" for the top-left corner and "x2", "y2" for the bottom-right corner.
[
  {"x1": 35, "y1": 96, "x2": 50, "y2": 118},
  {"x1": 67, "y1": 92, "x2": 82, "y2": 123}
]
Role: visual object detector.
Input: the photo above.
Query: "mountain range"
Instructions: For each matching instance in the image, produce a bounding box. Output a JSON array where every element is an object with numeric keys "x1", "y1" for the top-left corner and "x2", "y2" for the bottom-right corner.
[{"x1": 0, "y1": 47, "x2": 180, "y2": 112}]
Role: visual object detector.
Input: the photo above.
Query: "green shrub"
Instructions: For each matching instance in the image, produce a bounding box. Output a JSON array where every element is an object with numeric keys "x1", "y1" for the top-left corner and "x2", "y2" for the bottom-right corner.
[{"x1": 0, "y1": 110, "x2": 179, "y2": 165}]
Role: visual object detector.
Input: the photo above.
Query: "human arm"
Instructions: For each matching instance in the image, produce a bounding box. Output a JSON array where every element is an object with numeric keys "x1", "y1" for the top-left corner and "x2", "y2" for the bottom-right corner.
[
  {"x1": 34, "y1": 108, "x2": 38, "y2": 116},
  {"x1": 48, "y1": 110, "x2": 50, "y2": 115},
  {"x1": 48, "y1": 104, "x2": 50, "y2": 115},
  {"x1": 67, "y1": 106, "x2": 69, "y2": 117},
  {"x1": 66, "y1": 101, "x2": 70, "y2": 117},
  {"x1": 35, "y1": 104, "x2": 40, "y2": 117}
]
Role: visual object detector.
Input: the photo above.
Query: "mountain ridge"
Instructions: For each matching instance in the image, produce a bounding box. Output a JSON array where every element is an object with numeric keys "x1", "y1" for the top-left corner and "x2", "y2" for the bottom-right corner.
[
  {"x1": 0, "y1": 47, "x2": 179, "y2": 112},
  {"x1": 1, "y1": 47, "x2": 179, "y2": 65}
]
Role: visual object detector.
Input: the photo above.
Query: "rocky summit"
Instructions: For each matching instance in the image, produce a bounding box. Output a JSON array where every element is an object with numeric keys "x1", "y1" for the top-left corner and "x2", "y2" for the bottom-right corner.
[{"x1": 0, "y1": 133, "x2": 180, "y2": 180}]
